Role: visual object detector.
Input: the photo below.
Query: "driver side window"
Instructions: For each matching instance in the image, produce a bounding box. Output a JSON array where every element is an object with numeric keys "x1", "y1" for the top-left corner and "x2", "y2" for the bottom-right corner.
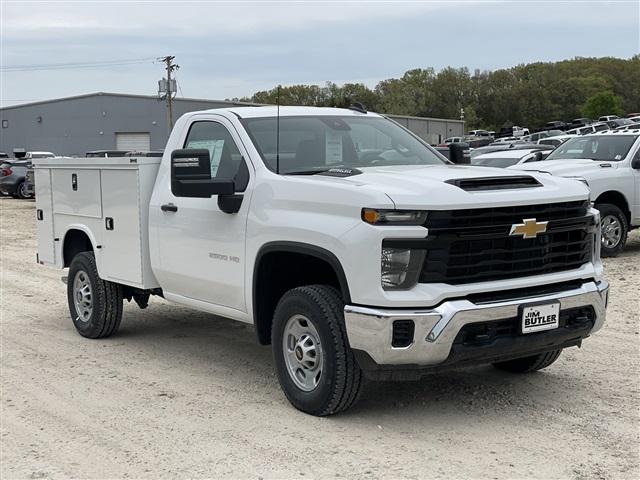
[{"x1": 183, "y1": 121, "x2": 249, "y2": 191}]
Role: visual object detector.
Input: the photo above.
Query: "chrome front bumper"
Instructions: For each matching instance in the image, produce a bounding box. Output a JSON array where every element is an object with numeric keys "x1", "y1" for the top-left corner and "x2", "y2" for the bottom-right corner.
[{"x1": 344, "y1": 280, "x2": 609, "y2": 366}]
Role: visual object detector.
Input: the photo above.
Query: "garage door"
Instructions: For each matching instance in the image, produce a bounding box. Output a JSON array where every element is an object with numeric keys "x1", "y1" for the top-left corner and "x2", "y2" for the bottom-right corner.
[{"x1": 116, "y1": 132, "x2": 150, "y2": 152}]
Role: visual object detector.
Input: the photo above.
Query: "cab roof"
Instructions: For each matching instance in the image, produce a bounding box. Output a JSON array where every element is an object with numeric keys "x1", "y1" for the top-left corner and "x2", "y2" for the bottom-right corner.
[{"x1": 198, "y1": 105, "x2": 382, "y2": 119}]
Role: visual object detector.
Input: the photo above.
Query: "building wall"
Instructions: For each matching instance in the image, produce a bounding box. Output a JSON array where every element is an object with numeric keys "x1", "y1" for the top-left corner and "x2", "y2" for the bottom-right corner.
[
  {"x1": 387, "y1": 114, "x2": 464, "y2": 144},
  {"x1": 0, "y1": 93, "x2": 464, "y2": 156},
  {"x1": 0, "y1": 93, "x2": 253, "y2": 156}
]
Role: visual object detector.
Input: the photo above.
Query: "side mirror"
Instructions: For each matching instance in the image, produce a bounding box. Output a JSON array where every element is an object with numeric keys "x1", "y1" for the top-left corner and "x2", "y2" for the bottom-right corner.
[
  {"x1": 171, "y1": 149, "x2": 235, "y2": 198},
  {"x1": 632, "y1": 156, "x2": 640, "y2": 169},
  {"x1": 534, "y1": 151, "x2": 543, "y2": 162},
  {"x1": 449, "y1": 142, "x2": 470, "y2": 164}
]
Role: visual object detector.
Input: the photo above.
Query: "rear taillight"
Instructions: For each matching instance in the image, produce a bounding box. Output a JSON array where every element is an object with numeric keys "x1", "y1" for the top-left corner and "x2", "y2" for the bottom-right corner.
[{"x1": 1, "y1": 167, "x2": 12, "y2": 177}]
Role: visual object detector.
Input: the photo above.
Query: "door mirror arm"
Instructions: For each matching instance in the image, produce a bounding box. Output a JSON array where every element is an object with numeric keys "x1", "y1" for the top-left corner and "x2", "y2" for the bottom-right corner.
[{"x1": 631, "y1": 155, "x2": 640, "y2": 170}]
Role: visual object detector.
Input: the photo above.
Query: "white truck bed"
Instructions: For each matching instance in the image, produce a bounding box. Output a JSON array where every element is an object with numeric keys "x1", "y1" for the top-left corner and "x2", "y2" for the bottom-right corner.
[{"x1": 34, "y1": 157, "x2": 162, "y2": 289}]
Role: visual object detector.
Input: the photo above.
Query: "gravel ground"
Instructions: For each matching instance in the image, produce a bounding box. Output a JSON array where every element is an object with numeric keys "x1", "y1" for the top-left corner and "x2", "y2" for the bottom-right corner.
[{"x1": 1, "y1": 197, "x2": 639, "y2": 479}]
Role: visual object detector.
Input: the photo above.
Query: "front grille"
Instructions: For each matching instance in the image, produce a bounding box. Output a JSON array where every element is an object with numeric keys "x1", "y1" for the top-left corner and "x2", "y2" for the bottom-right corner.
[
  {"x1": 417, "y1": 201, "x2": 594, "y2": 285},
  {"x1": 425, "y1": 200, "x2": 590, "y2": 232},
  {"x1": 453, "y1": 306, "x2": 595, "y2": 347}
]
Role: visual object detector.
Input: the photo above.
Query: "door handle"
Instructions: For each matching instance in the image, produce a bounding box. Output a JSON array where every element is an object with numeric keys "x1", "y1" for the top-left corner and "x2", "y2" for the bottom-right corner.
[{"x1": 161, "y1": 203, "x2": 178, "y2": 213}]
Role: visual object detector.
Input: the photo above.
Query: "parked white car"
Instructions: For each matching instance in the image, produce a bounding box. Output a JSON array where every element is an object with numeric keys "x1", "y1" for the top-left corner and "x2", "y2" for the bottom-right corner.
[
  {"x1": 444, "y1": 136, "x2": 463, "y2": 143},
  {"x1": 567, "y1": 125, "x2": 598, "y2": 135},
  {"x1": 467, "y1": 130, "x2": 491, "y2": 137},
  {"x1": 471, "y1": 148, "x2": 549, "y2": 168},
  {"x1": 521, "y1": 130, "x2": 563, "y2": 143},
  {"x1": 34, "y1": 106, "x2": 609, "y2": 415},
  {"x1": 537, "y1": 134, "x2": 579, "y2": 147},
  {"x1": 598, "y1": 115, "x2": 619, "y2": 122},
  {"x1": 24, "y1": 151, "x2": 55, "y2": 159},
  {"x1": 513, "y1": 130, "x2": 640, "y2": 256}
]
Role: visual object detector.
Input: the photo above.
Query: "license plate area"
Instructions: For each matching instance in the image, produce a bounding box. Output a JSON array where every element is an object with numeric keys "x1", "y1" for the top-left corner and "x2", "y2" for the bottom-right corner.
[{"x1": 520, "y1": 301, "x2": 560, "y2": 334}]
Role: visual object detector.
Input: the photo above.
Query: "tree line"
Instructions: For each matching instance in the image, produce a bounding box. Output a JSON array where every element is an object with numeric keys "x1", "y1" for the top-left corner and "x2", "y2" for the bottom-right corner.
[{"x1": 240, "y1": 56, "x2": 640, "y2": 131}]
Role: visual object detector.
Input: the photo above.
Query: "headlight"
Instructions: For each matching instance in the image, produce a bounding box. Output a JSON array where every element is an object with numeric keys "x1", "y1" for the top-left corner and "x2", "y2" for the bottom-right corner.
[
  {"x1": 381, "y1": 247, "x2": 426, "y2": 290},
  {"x1": 362, "y1": 208, "x2": 427, "y2": 225}
]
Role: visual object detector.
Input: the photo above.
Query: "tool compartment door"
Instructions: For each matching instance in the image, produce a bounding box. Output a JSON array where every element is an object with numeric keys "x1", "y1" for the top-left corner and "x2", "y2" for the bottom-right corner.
[
  {"x1": 99, "y1": 169, "x2": 143, "y2": 285},
  {"x1": 51, "y1": 169, "x2": 102, "y2": 218},
  {"x1": 34, "y1": 168, "x2": 55, "y2": 265}
]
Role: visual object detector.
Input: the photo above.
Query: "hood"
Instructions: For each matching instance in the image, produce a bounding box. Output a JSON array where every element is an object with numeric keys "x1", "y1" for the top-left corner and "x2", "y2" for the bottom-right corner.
[
  {"x1": 509, "y1": 158, "x2": 619, "y2": 177},
  {"x1": 297, "y1": 164, "x2": 590, "y2": 209}
]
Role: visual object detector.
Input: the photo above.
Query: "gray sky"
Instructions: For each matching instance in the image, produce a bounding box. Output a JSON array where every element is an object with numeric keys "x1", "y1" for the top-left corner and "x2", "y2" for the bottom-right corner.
[{"x1": 1, "y1": 0, "x2": 639, "y2": 107}]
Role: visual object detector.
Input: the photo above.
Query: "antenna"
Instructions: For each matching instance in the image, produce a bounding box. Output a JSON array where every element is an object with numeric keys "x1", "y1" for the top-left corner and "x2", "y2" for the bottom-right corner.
[{"x1": 276, "y1": 85, "x2": 281, "y2": 174}]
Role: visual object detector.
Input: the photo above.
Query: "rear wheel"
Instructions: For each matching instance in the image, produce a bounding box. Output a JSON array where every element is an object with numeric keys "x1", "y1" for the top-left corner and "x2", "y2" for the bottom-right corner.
[
  {"x1": 597, "y1": 203, "x2": 628, "y2": 257},
  {"x1": 15, "y1": 181, "x2": 30, "y2": 199},
  {"x1": 272, "y1": 285, "x2": 363, "y2": 416},
  {"x1": 67, "y1": 252, "x2": 123, "y2": 338},
  {"x1": 493, "y1": 349, "x2": 562, "y2": 373}
]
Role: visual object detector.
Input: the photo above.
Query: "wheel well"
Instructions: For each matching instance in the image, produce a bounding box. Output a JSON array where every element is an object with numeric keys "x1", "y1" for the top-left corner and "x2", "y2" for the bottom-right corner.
[
  {"x1": 595, "y1": 191, "x2": 631, "y2": 223},
  {"x1": 63, "y1": 229, "x2": 94, "y2": 267},
  {"x1": 253, "y1": 246, "x2": 350, "y2": 345}
]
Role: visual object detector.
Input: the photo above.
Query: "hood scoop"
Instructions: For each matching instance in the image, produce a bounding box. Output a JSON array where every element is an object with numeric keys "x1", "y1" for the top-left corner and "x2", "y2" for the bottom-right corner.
[{"x1": 446, "y1": 175, "x2": 542, "y2": 192}]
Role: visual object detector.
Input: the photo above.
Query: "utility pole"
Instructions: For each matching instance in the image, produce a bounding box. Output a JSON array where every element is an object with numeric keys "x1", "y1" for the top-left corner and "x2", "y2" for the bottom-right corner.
[{"x1": 159, "y1": 55, "x2": 179, "y2": 131}]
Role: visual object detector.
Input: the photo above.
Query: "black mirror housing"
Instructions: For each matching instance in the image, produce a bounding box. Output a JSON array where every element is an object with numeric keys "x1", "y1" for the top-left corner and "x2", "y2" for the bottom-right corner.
[
  {"x1": 171, "y1": 149, "x2": 235, "y2": 197},
  {"x1": 449, "y1": 142, "x2": 470, "y2": 164},
  {"x1": 632, "y1": 155, "x2": 640, "y2": 170}
]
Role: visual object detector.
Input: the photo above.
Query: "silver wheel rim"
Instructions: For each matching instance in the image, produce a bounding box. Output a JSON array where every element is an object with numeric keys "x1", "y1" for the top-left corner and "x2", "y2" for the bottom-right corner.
[
  {"x1": 282, "y1": 314, "x2": 323, "y2": 392},
  {"x1": 601, "y1": 214, "x2": 622, "y2": 249},
  {"x1": 19, "y1": 183, "x2": 27, "y2": 198},
  {"x1": 73, "y1": 270, "x2": 93, "y2": 322}
]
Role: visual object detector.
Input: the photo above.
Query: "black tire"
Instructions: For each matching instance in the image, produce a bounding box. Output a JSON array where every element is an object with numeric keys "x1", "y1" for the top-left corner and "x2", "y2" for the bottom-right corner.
[
  {"x1": 272, "y1": 285, "x2": 363, "y2": 416},
  {"x1": 596, "y1": 203, "x2": 628, "y2": 257},
  {"x1": 493, "y1": 349, "x2": 562, "y2": 373},
  {"x1": 67, "y1": 252, "x2": 123, "y2": 339},
  {"x1": 15, "y1": 181, "x2": 29, "y2": 199}
]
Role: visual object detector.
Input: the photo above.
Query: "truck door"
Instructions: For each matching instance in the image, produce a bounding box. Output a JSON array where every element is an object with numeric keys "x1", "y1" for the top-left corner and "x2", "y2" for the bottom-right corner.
[{"x1": 151, "y1": 118, "x2": 252, "y2": 312}]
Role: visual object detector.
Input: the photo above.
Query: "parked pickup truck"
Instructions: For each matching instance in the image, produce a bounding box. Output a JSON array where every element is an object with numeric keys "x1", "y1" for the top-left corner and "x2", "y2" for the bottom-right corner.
[
  {"x1": 512, "y1": 129, "x2": 640, "y2": 256},
  {"x1": 35, "y1": 106, "x2": 609, "y2": 416}
]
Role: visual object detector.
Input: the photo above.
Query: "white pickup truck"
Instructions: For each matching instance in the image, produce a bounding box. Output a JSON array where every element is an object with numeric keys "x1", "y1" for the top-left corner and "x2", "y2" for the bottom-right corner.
[
  {"x1": 512, "y1": 129, "x2": 640, "y2": 256},
  {"x1": 35, "y1": 106, "x2": 609, "y2": 416}
]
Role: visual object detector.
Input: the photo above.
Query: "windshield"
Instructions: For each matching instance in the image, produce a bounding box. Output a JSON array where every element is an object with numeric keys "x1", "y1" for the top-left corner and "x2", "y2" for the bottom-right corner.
[
  {"x1": 471, "y1": 156, "x2": 522, "y2": 167},
  {"x1": 240, "y1": 115, "x2": 446, "y2": 173},
  {"x1": 545, "y1": 135, "x2": 636, "y2": 161}
]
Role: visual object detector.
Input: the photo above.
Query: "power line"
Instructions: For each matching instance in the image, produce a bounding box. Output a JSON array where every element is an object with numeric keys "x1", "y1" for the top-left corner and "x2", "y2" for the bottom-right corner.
[{"x1": 0, "y1": 57, "x2": 157, "y2": 72}]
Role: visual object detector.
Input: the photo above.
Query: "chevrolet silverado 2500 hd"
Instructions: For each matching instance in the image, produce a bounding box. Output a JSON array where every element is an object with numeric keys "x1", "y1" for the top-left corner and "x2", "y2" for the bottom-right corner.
[
  {"x1": 512, "y1": 129, "x2": 640, "y2": 256},
  {"x1": 35, "y1": 106, "x2": 609, "y2": 416}
]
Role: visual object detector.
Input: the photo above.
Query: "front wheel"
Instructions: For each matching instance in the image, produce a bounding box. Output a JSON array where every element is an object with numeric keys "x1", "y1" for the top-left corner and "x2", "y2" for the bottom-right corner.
[
  {"x1": 272, "y1": 285, "x2": 363, "y2": 416},
  {"x1": 67, "y1": 252, "x2": 123, "y2": 338},
  {"x1": 597, "y1": 203, "x2": 628, "y2": 257}
]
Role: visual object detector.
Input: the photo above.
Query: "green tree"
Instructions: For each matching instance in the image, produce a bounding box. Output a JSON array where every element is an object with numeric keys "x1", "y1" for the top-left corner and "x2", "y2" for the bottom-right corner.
[
  {"x1": 582, "y1": 91, "x2": 624, "y2": 118},
  {"x1": 244, "y1": 57, "x2": 639, "y2": 130}
]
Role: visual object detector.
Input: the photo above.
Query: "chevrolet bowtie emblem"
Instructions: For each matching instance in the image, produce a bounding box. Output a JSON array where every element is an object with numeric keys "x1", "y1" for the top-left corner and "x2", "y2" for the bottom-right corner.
[{"x1": 509, "y1": 218, "x2": 548, "y2": 239}]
